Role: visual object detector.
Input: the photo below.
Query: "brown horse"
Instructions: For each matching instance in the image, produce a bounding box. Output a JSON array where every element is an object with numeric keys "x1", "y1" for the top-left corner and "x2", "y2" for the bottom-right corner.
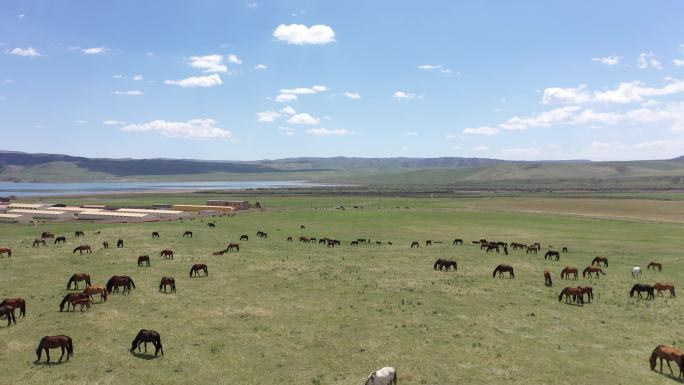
[
  {"x1": 189, "y1": 264, "x2": 208, "y2": 277},
  {"x1": 558, "y1": 287, "x2": 584, "y2": 305},
  {"x1": 577, "y1": 286, "x2": 594, "y2": 303},
  {"x1": 207, "y1": 222, "x2": 215, "y2": 228},
  {"x1": 486, "y1": 244, "x2": 500, "y2": 253},
  {"x1": 227, "y1": 243, "x2": 240, "y2": 252},
  {"x1": 41, "y1": 232, "x2": 55, "y2": 239},
  {"x1": 82, "y1": 285, "x2": 107, "y2": 303},
  {"x1": 654, "y1": 283, "x2": 676, "y2": 297},
  {"x1": 159, "y1": 277, "x2": 176, "y2": 293},
  {"x1": 152, "y1": 231, "x2": 160, "y2": 239},
  {"x1": 582, "y1": 266, "x2": 606, "y2": 279},
  {"x1": 36, "y1": 335, "x2": 73, "y2": 363},
  {"x1": 160, "y1": 249, "x2": 174, "y2": 260},
  {"x1": 544, "y1": 250, "x2": 560, "y2": 261},
  {"x1": 560, "y1": 267, "x2": 578, "y2": 280},
  {"x1": 131, "y1": 329, "x2": 163, "y2": 356},
  {"x1": 453, "y1": 238, "x2": 463, "y2": 245},
  {"x1": 72, "y1": 245, "x2": 92, "y2": 254},
  {"x1": 106, "y1": 275, "x2": 136, "y2": 294},
  {"x1": 0, "y1": 247, "x2": 11, "y2": 258},
  {"x1": 59, "y1": 293, "x2": 88, "y2": 311},
  {"x1": 212, "y1": 250, "x2": 226, "y2": 256},
  {"x1": 102, "y1": 241, "x2": 109, "y2": 249},
  {"x1": 287, "y1": 236, "x2": 293, "y2": 242},
  {"x1": 0, "y1": 305, "x2": 16, "y2": 326},
  {"x1": 74, "y1": 231, "x2": 85, "y2": 237},
  {"x1": 433, "y1": 259, "x2": 457, "y2": 271},
  {"x1": 410, "y1": 241, "x2": 420, "y2": 248},
  {"x1": 0, "y1": 298, "x2": 26, "y2": 318},
  {"x1": 526, "y1": 245, "x2": 538, "y2": 254},
  {"x1": 182, "y1": 231, "x2": 193, "y2": 238},
  {"x1": 33, "y1": 239, "x2": 47, "y2": 247},
  {"x1": 137, "y1": 255, "x2": 150, "y2": 267},
  {"x1": 648, "y1": 261, "x2": 663, "y2": 271},
  {"x1": 67, "y1": 273, "x2": 91, "y2": 290},
  {"x1": 492, "y1": 264, "x2": 514, "y2": 278},
  {"x1": 591, "y1": 256, "x2": 608, "y2": 267},
  {"x1": 425, "y1": 240, "x2": 432, "y2": 246},
  {"x1": 544, "y1": 270, "x2": 552, "y2": 287},
  {"x1": 71, "y1": 298, "x2": 91, "y2": 311},
  {"x1": 650, "y1": 345, "x2": 683, "y2": 378},
  {"x1": 116, "y1": 239, "x2": 124, "y2": 248},
  {"x1": 562, "y1": 247, "x2": 568, "y2": 253},
  {"x1": 240, "y1": 234, "x2": 249, "y2": 241},
  {"x1": 54, "y1": 236, "x2": 67, "y2": 245}
]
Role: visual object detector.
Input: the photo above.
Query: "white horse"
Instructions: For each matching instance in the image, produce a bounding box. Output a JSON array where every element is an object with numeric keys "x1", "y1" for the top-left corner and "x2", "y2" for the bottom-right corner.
[
  {"x1": 365, "y1": 367, "x2": 397, "y2": 385},
  {"x1": 632, "y1": 266, "x2": 642, "y2": 278}
]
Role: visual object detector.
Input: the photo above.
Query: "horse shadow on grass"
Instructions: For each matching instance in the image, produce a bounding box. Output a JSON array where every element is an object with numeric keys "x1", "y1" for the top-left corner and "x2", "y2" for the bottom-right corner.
[
  {"x1": 655, "y1": 371, "x2": 684, "y2": 383},
  {"x1": 33, "y1": 360, "x2": 69, "y2": 366},
  {"x1": 130, "y1": 351, "x2": 162, "y2": 360}
]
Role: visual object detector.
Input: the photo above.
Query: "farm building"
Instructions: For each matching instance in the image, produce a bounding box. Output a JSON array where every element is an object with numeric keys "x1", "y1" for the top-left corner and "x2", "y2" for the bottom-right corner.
[
  {"x1": 47, "y1": 206, "x2": 92, "y2": 213},
  {"x1": 172, "y1": 204, "x2": 235, "y2": 213},
  {"x1": 76, "y1": 210, "x2": 149, "y2": 221},
  {"x1": 206, "y1": 200, "x2": 251, "y2": 210},
  {"x1": 8, "y1": 208, "x2": 72, "y2": 220},
  {"x1": 0, "y1": 213, "x2": 30, "y2": 223},
  {"x1": 115, "y1": 208, "x2": 187, "y2": 218},
  {"x1": 8, "y1": 203, "x2": 53, "y2": 210}
]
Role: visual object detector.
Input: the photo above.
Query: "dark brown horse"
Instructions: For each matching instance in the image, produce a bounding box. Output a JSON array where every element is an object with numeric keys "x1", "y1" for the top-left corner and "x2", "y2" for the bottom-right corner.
[
  {"x1": 544, "y1": 250, "x2": 560, "y2": 261},
  {"x1": 72, "y1": 245, "x2": 92, "y2": 254},
  {"x1": 410, "y1": 241, "x2": 420, "y2": 248},
  {"x1": 433, "y1": 259, "x2": 457, "y2": 271},
  {"x1": 207, "y1": 222, "x2": 215, "y2": 228},
  {"x1": 36, "y1": 335, "x2": 73, "y2": 363},
  {"x1": 558, "y1": 287, "x2": 584, "y2": 305},
  {"x1": 526, "y1": 245, "x2": 538, "y2": 254},
  {"x1": 351, "y1": 240, "x2": 359, "y2": 246},
  {"x1": 425, "y1": 240, "x2": 432, "y2": 246},
  {"x1": 630, "y1": 284, "x2": 655, "y2": 300},
  {"x1": 562, "y1": 247, "x2": 568, "y2": 253},
  {"x1": 582, "y1": 266, "x2": 606, "y2": 278},
  {"x1": 486, "y1": 244, "x2": 500, "y2": 253},
  {"x1": 189, "y1": 264, "x2": 208, "y2": 277},
  {"x1": 106, "y1": 275, "x2": 136, "y2": 294},
  {"x1": 116, "y1": 239, "x2": 124, "y2": 248},
  {"x1": 591, "y1": 256, "x2": 608, "y2": 267},
  {"x1": 648, "y1": 261, "x2": 663, "y2": 271},
  {"x1": 82, "y1": 285, "x2": 107, "y2": 303},
  {"x1": 33, "y1": 239, "x2": 47, "y2": 247},
  {"x1": 67, "y1": 273, "x2": 91, "y2": 290},
  {"x1": 212, "y1": 250, "x2": 226, "y2": 256},
  {"x1": 650, "y1": 345, "x2": 684, "y2": 379},
  {"x1": 54, "y1": 236, "x2": 67, "y2": 245},
  {"x1": 492, "y1": 264, "x2": 514, "y2": 278},
  {"x1": 227, "y1": 243, "x2": 239, "y2": 252},
  {"x1": 130, "y1": 329, "x2": 163, "y2": 356},
  {"x1": 159, "y1": 277, "x2": 176, "y2": 293},
  {"x1": 0, "y1": 247, "x2": 11, "y2": 257},
  {"x1": 74, "y1": 231, "x2": 85, "y2": 237},
  {"x1": 152, "y1": 231, "x2": 160, "y2": 238},
  {"x1": 240, "y1": 235, "x2": 249, "y2": 241},
  {"x1": 287, "y1": 236, "x2": 293, "y2": 242},
  {"x1": 102, "y1": 241, "x2": 109, "y2": 249},
  {"x1": 59, "y1": 293, "x2": 88, "y2": 311},
  {"x1": 0, "y1": 298, "x2": 26, "y2": 318},
  {"x1": 182, "y1": 231, "x2": 193, "y2": 238},
  {"x1": 654, "y1": 283, "x2": 676, "y2": 297},
  {"x1": 41, "y1": 232, "x2": 55, "y2": 239},
  {"x1": 577, "y1": 286, "x2": 594, "y2": 303},
  {"x1": 160, "y1": 249, "x2": 174, "y2": 260},
  {"x1": 544, "y1": 270, "x2": 552, "y2": 287},
  {"x1": 256, "y1": 231, "x2": 267, "y2": 238},
  {"x1": 453, "y1": 238, "x2": 463, "y2": 245},
  {"x1": 137, "y1": 255, "x2": 150, "y2": 267},
  {"x1": 560, "y1": 267, "x2": 578, "y2": 280},
  {"x1": 0, "y1": 305, "x2": 16, "y2": 326}
]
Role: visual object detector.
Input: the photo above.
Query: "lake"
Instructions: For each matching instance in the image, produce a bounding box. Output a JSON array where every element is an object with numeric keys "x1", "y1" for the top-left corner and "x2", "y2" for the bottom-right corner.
[{"x1": 0, "y1": 181, "x2": 327, "y2": 197}]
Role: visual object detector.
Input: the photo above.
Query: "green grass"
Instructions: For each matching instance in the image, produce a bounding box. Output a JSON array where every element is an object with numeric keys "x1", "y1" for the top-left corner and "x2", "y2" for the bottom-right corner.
[{"x1": 1, "y1": 196, "x2": 684, "y2": 384}]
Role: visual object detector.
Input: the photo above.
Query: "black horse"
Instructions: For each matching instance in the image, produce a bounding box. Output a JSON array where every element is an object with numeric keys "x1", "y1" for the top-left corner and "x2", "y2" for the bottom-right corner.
[
  {"x1": 54, "y1": 236, "x2": 67, "y2": 245},
  {"x1": 137, "y1": 255, "x2": 150, "y2": 267},
  {"x1": 130, "y1": 329, "x2": 163, "y2": 356},
  {"x1": 152, "y1": 232, "x2": 160, "y2": 239},
  {"x1": 452, "y1": 238, "x2": 463, "y2": 245},
  {"x1": 116, "y1": 239, "x2": 124, "y2": 248},
  {"x1": 630, "y1": 284, "x2": 655, "y2": 300},
  {"x1": 0, "y1": 305, "x2": 16, "y2": 326},
  {"x1": 545, "y1": 251, "x2": 560, "y2": 261},
  {"x1": 433, "y1": 259, "x2": 457, "y2": 271}
]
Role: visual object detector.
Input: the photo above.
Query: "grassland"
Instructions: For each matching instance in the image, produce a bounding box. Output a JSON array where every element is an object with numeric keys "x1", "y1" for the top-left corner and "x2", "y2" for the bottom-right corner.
[{"x1": 1, "y1": 195, "x2": 683, "y2": 384}]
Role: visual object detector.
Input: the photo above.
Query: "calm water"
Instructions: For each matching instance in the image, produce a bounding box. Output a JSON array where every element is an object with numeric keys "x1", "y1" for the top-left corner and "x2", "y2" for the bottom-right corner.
[{"x1": 0, "y1": 181, "x2": 326, "y2": 197}]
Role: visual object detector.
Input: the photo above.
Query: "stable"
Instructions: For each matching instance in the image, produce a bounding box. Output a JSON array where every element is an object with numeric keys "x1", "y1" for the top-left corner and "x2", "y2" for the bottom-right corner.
[
  {"x1": 0, "y1": 213, "x2": 30, "y2": 223},
  {"x1": 8, "y1": 209, "x2": 72, "y2": 220},
  {"x1": 76, "y1": 210, "x2": 149, "y2": 221}
]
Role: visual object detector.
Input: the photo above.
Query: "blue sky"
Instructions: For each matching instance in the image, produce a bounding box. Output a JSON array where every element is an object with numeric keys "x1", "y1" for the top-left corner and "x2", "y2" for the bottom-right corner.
[{"x1": 1, "y1": 0, "x2": 684, "y2": 161}]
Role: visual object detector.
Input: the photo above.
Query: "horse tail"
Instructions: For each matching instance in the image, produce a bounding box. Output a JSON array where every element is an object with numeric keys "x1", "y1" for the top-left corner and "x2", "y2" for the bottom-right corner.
[
  {"x1": 673, "y1": 287, "x2": 676, "y2": 297},
  {"x1": 67, "y1": 337, "x2": 74, "y2": 356},
  {"x1": 59, "y1": 295, "x2": 69, "y2": 311},
  {"x1": 20, "y1": 301, "x2": 25, "y2": 317}
]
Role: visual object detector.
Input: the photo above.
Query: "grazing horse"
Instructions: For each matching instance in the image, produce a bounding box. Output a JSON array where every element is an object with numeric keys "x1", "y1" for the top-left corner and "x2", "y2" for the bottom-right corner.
[
  {"x1": 365, "y1": 367, "x2": 397, "y2": 385},
  {"x1": 130, "y1": 329, "x2": 163, "y2": 356},
  {"x1": 189, "y1": 264, "x2": 208, "y2": 277},
  {"x1": 654, "y1": 283, "x2": 676, "y2": 297},
  {"x1": 453, "y1": 238, "x2": 463, "y2": 245},
  {"x1": 227, "y1": 243, "x2": 239, "y2": 252},
  {"x1": 212, "y1": 250, "x2": 226, "y2": 256},
  {"x1": 630, "y1": 284, "x2": 655, "y2": 300},
  {"x1": 577, "y1": 286, "x2": 594, "y2": 303},
  {"x1": 102, "y1": 241, "x2": 109, "y2": 249},
  {"x1": 544, "y1": 251, "x2": 560, "y2": 261},
  {"x1": 74, "y1": 231, "x2": 85, "y2": 237},
  {"x1": 182, "y1": 231, "x2": 193, "y2": 238},
  {"x1": 152, "y1": 231, "x2": 160, "y2": 239},
  {"x1": 433, "y1": 259, "x2": 457, "y2": 271},
  {"x1": 159, "y1": 277, "x2": 176, "y2": 293},
  {"x1": 0, "y1": 305, "x2": 16, "y2": 326},
  {"x1": 558, "y1": 287, "x2": 584, "y2": 305},
  {"x1": 562, "y1": 247, "x2": 568, "y2": 253},
  {"x1": 647, "y1": 261, "x2": 663, "y2": 271},
  {"x1": 544, "y1": 270, "x2": 552, "y2": 287},
  {"x1": 106, "y1": 275, "x2": 136, "y2": 294},
  {"x1": 511, "y1": 242, "x2": 525, "y2": 250},
  {"x1": 137, "y1": 255, "x2": 150, "y2": 267},
  {"x1": 591, "y1": 257, "x2": 608, "y2": 267},
  {"x1": 560, "y1": 267, "x2": 578, "y2": 280},
  {"x1": 33, "y1": 239, "x2": 47, "y2": 247},
  {"x1": 116, "y1": 239, "x2": 124, "y2": 248},
  {"x1": 67, "y1": 273, "x2": 91, "y2": 290},
  {"x1": 256, "y1": 231, "x2": 268, "y2": 238},
  {"x1": 632, "y1": 266, "x2": 642, "y2": 278},
  {"x1": 72, "y1": 245, "x2": 92, "y2": 254},
  {"x1": 207, "y1": 222, "x2": 215, "y2": 228},
  {"x1": 486, "y1": 244, "x2": 500, "y2": 253},
  {"x1": 59, "y1": 293, "x2": 88, "y2": 312},
  {"x1": 160, "y1": 249, "x2": 174, "y2": 260},
  {"x1": 287, "y1": 236, "x2": 293, "y2": 242},
  {"x1": 425, "y1": 240, "x2": 432, "y2": 246},
  {"x1": 71, "y1": 298, "x2": 91, "y2": 311},
  {"x1": 35, "y1": 335, "x2": 73, "y2": 363},
  {"x1": 0, "y1": 247, "x2": 12, "y2": 258},
  {"x1": 0, "y1": 298, "x2": 25, "y2": 318},
  {"x1": 410, "y1": 241, "x2": 420, "y2": 248},
  {"x1": 351, "y1": 240, "x2": 359, "y2": 246},
  {"x1": 650, "y1": 345, "x2": 684, "y2": 379},
  {"x1": 54, "y1": 236, "x2": 67, "y2": 245},
  {"x1": 582, "y1": 266, "x2": 606, "y2": 279},
  {"x1": 526, "y1": 245, "x2": 538, "y2": 254},
  {"x1": 41, "y1": 232, "x2": 55, "y2": 239},
  {"x1": 240, "y1": 235, "x2": 249, "y2": 241},
  {"x1": 82, "y1": 285, "x2": 107, "y2": 303},
  {"x1": 492, "y1": 264, "x2": 515, "y2": 278}
]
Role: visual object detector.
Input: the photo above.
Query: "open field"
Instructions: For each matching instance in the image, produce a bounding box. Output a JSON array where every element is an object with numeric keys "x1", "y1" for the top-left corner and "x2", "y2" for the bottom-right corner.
[{"x1": 1, "y1": 195, "x2": 684, "y2": 384}]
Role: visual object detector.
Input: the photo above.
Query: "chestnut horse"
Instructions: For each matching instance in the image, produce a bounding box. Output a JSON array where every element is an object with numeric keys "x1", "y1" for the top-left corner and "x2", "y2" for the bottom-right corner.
[
  {"x1": 36, "y1": 335, "x2": 73, "y2": 363},
  {"x1": 67, "y1": 273, "x2": 91, "y2": 290},
  {"x1": 630, "y1": 284, "x2": 654, "y2": 300},
  {"x1": 560, "y1": 267, "x2": 578, "y2": 280},
  {"x1": 650, "y1": 345, "x2": 684, "y2": 379},
  {"x1": 72, "y1": 245, "x2": 92, "y2": 254},
  {"x1": 654, "y1": 283, "x2": 676, "y2": 297},
  {"x1": 433, "y1": 259, "x2": 457, "y2": 271},
  {"x1": 137, "y1": 255, "x2": 150, "y2": 267},
  {"x1": 0, "y1": 305, "x2": 16, "y2": 326},
  {"x1": 558, "y1": 287, "x2": 584, "y2": 305},
  {"x1": 131, "y1": 329, "x2": 163, "y2": 356},
  {"x1": 159, "y1": 277, "x2": 176, "y2": 293},
  {"x1": 544, "y1": 270, "x2": 552, "y2": 287},
  {"x1": 582, "y1": 266, "x2": 606, "y2": 279},
  {"x1": 82, "y1": 285, "x2": 107, "y2": 303},
  {"x1": 647, "y1": 261, "x2": 662, "y2": 271},
  {"x1": 591, "y1": 257, "x2": 608, "y2": 267},
  {"x1": 189, "y1": 264, "x2": 208, "y2": 277},
  {"x1": 160, "y1": 249, "x2": 174, "y2": 260},
  {"x1": 492, "y1": 264, "x2": 514, "y2": 278},
  {"x1": 71, "y1": 298, "x2": 91, "y2": 311},
  {"x1": 106, "y1": 275, "x2": 136, "y2": 294},
  {"x1": 0, "y1": 298, "x2": 26, "y2": 318},
  {"x1": 0, "y1": 247, "x2": 11, "y2": 258},
  {"x1": 577, "y1": 286, "x2": 593, "y2": 303},
  {"x1": 59, "y1": 293, "x2": 88, "y2": 312}
]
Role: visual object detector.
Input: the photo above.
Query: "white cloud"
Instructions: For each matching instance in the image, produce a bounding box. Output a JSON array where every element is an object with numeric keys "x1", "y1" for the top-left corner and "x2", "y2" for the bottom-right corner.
[
  {"x1": 164, "y1": 74, "x2": 223, "y2": 88},
  {"x1": 246, "y1": 0, "x2": 258, "y2": 9},
  {"x1": 275, "y1": 93, "x2": 298, "y2": 102},
  {"x1": 591, "y1": 56, "x2": 621, "y2": 65},
  {"x1": 638, "y1": 52, "x2": 662, "y2": 70},
  {"x1": 113, "y1": 74, "x2": 126, "y2": 79},
  {"x1": 227, "y1": 54, "x2": 242, "y2": 64},
  {"x1": 103, "y1": 120, "x2": 126, "y2": 125},
  {"x1": 543, "y1": 79, "x2": 684, "y2": 105},
  {"x1": 462, "y1": 126, "x2": 500, "y2": 136},
  {"x1": 542, "y1": 84, "x2": 591, "y2": 104},
  {"x1": 673, "y1": 59, "x2": 684, "y2": 67},
  {"x1": 472, "y1": 145, "x2": 489, "y2": 152},
  {"x1": 132, "y1": 75, "x2": 144, "y2": 81},
  {"x1": 257, "y1": 111, "x2": 281, "y2": 122},
  {"x1": 121, "y1": 118, "x2": 232, "y2": 140},
  {"x1": 273, "y1": 24, "x2": 336, "y2": 45},
  {"x1": 18, "y1": 14, "x2": 25, "y2": 18},
  {"x1": 280, "y1": 85, "x2": 327, "y2": 94},
  {"x1": 306, "y1": 128, "x2": 351, "y2": 136},
  {"x1": 82, "y1": 47, "x2": 107, "y2": 55},
  {"x1": 189, "y1": 55, "x2": 228, "y2": 73},
  {"x1": 280, "y1": 106, "x2": 296, "y2": 115},
  {"x1": 343, "y1": 91, "x2": 361, "y2": 99},
  {"x1": 393, "y1": 91, "x2": 416, "y2": 100},
  {"x1": 278, "y1": 127, "x2": 295, "y2": 136},
  {"x1": 254, "y1": 64, "x2": 267, "y2": 70},
  {"x1": 417, "y1": 64, "x2": 457, "y2": 74},
  {"x1": 114, "y1": 90, "x2": 143, "y2": 96},
  {"x1": 9, "y1": 47, "x2": 40, "y2": 57},
  {"x1": 288, "y1": 113, "x2": 320, "y2": 125}
]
